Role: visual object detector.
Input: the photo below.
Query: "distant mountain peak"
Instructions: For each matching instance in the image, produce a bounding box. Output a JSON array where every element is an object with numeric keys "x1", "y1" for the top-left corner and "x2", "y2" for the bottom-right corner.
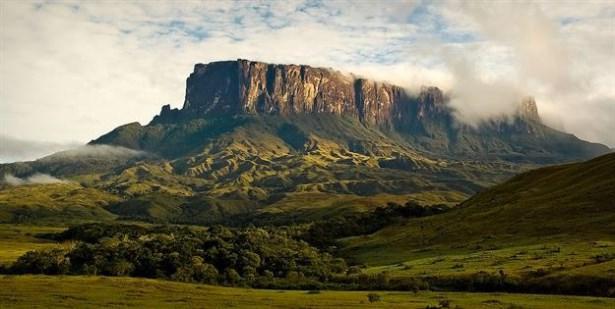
[{"x1": 518, "y1": 96, "x2": 540, "y2": 121}]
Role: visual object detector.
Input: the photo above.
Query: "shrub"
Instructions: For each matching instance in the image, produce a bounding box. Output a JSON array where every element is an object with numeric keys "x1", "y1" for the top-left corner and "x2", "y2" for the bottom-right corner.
[
  {"x1": 439, "y1": 299, "x2": 450, "y2": 308},
  {"x1": 11, "y1": 248, "x2": 70, "y2": 275},
  {"x1": 367, "y1": 293, "x2": 381, "y2": 303}
]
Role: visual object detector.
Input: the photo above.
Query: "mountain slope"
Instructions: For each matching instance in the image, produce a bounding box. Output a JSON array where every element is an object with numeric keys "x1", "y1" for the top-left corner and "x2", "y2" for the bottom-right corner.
[
  {"x1": 343, "y1": 153, "x2": 615, "y2": 265},
  {"x1": 0, "y1": 183, "x2": 119, "y2": 224}
]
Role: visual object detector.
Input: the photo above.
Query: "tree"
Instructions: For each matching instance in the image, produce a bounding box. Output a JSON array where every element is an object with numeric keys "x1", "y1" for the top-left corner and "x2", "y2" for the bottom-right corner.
[
  {"x1": 224, "y1": 268, "x2": 241, "y2": 285},
  {"x1": 191, "y1": 257, "x2": 219, "y2": 284},
  {"x1": 12, "y1": 248, "x2": 70, "y2": 275}
]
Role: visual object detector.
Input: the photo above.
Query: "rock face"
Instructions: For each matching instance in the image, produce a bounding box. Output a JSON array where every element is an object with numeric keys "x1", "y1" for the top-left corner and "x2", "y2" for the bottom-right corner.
[
  {"x1": 156, "y1": 59, "x2": 448, "y2": 128},
  {"x1": 518, "y1": 96, "x2": 540, "y2": 121}
]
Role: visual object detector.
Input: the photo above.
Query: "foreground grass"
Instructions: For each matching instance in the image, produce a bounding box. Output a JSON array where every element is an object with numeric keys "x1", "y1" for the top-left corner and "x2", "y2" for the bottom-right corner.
[{"x1": 1, "y1": 275, "x2": 614, "y2": 308}]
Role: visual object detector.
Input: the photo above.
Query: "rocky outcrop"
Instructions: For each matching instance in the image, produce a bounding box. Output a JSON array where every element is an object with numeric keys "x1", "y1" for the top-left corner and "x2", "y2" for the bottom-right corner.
[
  {"x1": 518, "y1": 96, "x2": 540, "y2": 122},
  {"x1": 156, "y1": 59, "x2": 450, "y2": 128}
]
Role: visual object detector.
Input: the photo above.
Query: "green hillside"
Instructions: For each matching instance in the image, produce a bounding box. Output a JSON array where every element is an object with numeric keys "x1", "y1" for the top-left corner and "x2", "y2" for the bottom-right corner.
[
  {"x1": 342, "y1": 153, "x2": 615, "y2": 290},
  {"x1": 1, "y1": 115, "x2": 524, "y2": 225},
  {"x1": 0, "y1": 183, "x2": 119, "y2": 224}
]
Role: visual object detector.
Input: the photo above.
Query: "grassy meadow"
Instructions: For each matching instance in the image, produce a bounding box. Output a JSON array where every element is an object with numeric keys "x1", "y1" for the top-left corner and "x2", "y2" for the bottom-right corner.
[
  {"x1": 1, "y1": 275, "x2": 614, "y2": 309},
  {"x1": 0, "y1": 225, "x2": 65, "y2": 265},
  {"x1": 364, "y1": 241, "x2": 615, "y2": 278}
]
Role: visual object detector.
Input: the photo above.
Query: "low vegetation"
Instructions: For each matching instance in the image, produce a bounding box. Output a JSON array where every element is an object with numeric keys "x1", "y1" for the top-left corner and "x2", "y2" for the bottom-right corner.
[{"x1": 2, "y1": 275, "x2": 614, "y2": 309}]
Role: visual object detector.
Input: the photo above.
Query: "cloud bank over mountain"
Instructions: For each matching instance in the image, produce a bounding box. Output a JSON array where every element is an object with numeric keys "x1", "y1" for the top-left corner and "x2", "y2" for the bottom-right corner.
[
  {"x1": 0, "y1": 135, "x2": 80, "y2": 163},
  {"x1": 1, "y1": 0, "x2": 613, "y2": 146},
  {"x1": 0, "y1": 135, "x2": 146, "y2": 163},
  {"x1": 2, "y1": 173, "x2": 66, "y2": 185}
]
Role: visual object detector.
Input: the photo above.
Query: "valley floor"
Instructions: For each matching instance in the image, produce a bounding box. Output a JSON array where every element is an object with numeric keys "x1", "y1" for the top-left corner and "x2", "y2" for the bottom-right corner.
[{"x1": 1, "y1": 275, "x2": 614, "y2": 309}]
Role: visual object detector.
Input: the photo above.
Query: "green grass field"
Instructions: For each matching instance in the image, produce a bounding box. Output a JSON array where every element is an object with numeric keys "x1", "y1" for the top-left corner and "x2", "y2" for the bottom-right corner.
[
  {"x1": 363, "y1": 240, "x2": 615, "y2": 280},
  {"x1": 1, "y1": 275, "x2": 614, "y2": 309},
  {"x1": 0, "y1": 225, "x2": 65, "y2": 265}
]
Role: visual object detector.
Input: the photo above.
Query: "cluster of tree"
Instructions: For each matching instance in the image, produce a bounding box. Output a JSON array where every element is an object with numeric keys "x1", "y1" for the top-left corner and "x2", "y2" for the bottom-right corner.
[
  {"x1": 8, "y1": 223, "x2": 347, "y2": 288},
  {"x1": 421, "y1": 271, "x2": 615, "y2": 297},
  {"x1": 301, "y1": 201, "x2": 451, "y2": 248},
  {"x1": 334, "y1": 270, "x2": 615, "y2": 297}
]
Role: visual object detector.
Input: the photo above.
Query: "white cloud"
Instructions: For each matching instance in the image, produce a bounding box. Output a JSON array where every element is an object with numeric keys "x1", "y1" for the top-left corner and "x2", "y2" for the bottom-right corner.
[
  {"x1": 40, "y1": 144, "x2": 147, "y2": 161},
  {"x1": 0, "y1": 134, "x2": 80, "y2": 163},
  {"x1": 0, "y1": 0, "x2": 613, "y2": 148},
  {"x1": 2, "y1": 173, "x2": 66, "y2": 185},
  {"x1": 437, "y1": 0, "x2": 615, "y2": 144}
]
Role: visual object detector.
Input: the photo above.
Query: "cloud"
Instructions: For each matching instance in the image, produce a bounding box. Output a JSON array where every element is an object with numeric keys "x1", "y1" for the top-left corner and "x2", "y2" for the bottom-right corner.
[
  {"x1": 2, "y1": 173, "x2": 66, "y2": 185},
  {"x1": 0, "y1": 134, "x2": 147, "y2": 164},
  {"x1": 437, "y1": 1, "x2": 615, "y2": 144},
  {"x1": 40, "y1": 144, "x2": 147, "y2": 161},
  {"x1": 0, "y1": 135, "x2": 80, "y2": 163},
  {"x1": 0, "y1": 0, "x2": 613, "y2": 146},
  {"x1": 443, "y1": 49, "x2": 523, "y2": 124}
]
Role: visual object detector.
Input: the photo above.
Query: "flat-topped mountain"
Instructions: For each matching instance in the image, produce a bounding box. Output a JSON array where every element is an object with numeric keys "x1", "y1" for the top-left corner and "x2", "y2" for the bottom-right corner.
[
  {"x1": 0, "y1": 59, "x2": 610, "y2": 224},
  {"x1": 154, "y1": 59, "x2": 538, "y2": 128},
  {"x1": 95, "y1": 59, "x2": 608, "y2": 162}
]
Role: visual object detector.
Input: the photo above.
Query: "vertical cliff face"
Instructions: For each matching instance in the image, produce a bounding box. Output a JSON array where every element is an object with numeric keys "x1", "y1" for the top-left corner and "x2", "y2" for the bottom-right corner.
[
  {"x1": 151, "y1": 59, "x2": 572, "y2": 152},
  {"x1": 183, "y1": 62, "x2": 242, "y2": 115},
  {"x1": 175, "y1": 59, "x2": 441, "y2": 127}
]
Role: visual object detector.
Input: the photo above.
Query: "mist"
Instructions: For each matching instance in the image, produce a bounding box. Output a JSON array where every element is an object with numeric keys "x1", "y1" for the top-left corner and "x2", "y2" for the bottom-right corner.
[
  {"x1": 0, "y1": 135, "x2": 80, "y2": 163},
  {"x1": 40, "y1": 144, "x2": 147, "y2": 161},
  {"x1": 2, "y1": 173, "x2": 66, "y2": 186},
  {"x1": 443, "y1": 51, "x2": 524, "y2": 125},
  {"x1": 0, "y1": 135, "x2": 146, "y2": 164},
  {"x1": 442, "y1": 1, "x2": 615, "y2": 145}
]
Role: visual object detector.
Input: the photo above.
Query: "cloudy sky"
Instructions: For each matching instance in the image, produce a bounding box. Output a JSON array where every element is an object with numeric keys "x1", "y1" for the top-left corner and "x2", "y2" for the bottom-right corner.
[{"x1": 1, "y1": 0, "x2": 614, "y2": 162}]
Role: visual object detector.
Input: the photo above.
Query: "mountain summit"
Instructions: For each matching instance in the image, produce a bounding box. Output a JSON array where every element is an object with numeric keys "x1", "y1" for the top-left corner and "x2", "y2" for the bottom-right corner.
[
  {"x1": 154, "y1": 59, "x2": 539, "y2": 129},
  {"x1": 153, "y1": 59, "x2": 435, "y2": 127}
]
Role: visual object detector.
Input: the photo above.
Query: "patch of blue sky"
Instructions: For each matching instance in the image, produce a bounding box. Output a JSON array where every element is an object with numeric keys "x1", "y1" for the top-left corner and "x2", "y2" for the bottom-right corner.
[{"x1": 407, "y1": 0, "x2": 476, "y2": 44}]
